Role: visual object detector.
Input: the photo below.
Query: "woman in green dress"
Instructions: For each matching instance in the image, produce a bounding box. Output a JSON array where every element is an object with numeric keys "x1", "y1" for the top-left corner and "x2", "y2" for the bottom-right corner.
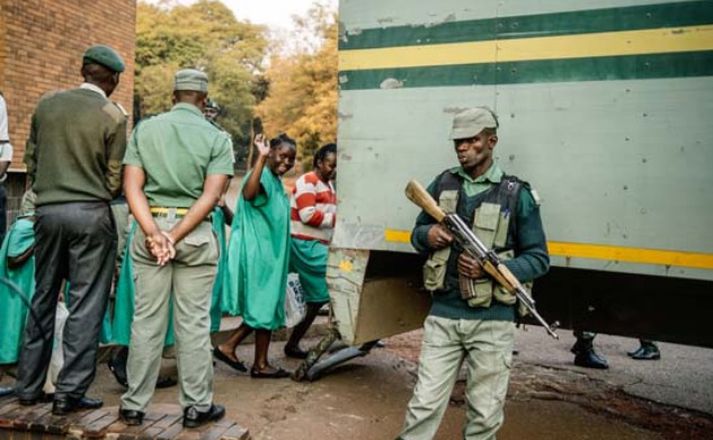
[
  {"x1": 216, "y1": 133, "x2": 296, "y2": 378},
  {"x1": 0, "y1": 192, "x2": 37, "y2": 367}
]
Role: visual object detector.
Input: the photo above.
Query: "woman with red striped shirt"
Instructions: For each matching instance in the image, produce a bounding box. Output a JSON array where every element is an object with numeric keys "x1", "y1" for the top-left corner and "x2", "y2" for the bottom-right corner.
[{"x1": 284, "y1": 143, "x2": 337, "y2": 358}]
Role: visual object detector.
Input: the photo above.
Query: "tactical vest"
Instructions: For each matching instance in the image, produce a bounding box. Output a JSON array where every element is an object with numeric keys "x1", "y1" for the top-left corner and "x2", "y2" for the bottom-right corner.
[{"x1": 422, "y1": 169, "x2": 533, "y2": 313}]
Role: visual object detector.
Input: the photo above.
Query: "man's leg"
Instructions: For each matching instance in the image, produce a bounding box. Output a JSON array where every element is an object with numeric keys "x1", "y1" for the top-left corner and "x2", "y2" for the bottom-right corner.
[
  {"x1": 628, "y1": 339, "x2": 661, "y2": 360},
  {"x1": 121, "y1": 227, "x2": 173, "y2": 412},
  {"x1": 57, "y1": 202, "x2": 116, "y2": 399},
  {"x1": 171, "y1": 221, "x2": 217, "y2": 411},
  {"x1": 462, "y1": 320, "x2": 516, "y2": 440},
  {"x1": 398, "y1": 316, "x2": 464, "y2": 440},
  {"x1": 16, "y1": 205, "x2": 67, "y2": 401},
  {"x1": 571, "y1": 331, "x2": 608, "y2": 369}
]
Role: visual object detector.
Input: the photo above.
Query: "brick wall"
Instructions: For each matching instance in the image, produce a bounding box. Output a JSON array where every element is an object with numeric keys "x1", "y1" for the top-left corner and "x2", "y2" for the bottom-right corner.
[
  {"x1": 0, "y1": 0, "x2": 136, "y2": 172},
  {"x1": 0, "y1": 0, "x2": 136, "y2": 222}
]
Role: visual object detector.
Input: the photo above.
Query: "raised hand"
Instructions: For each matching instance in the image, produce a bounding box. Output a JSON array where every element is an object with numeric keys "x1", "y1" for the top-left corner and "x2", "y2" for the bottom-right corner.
[{"x1": 254, "y1": 133, "x2": 269, "y2": 157}]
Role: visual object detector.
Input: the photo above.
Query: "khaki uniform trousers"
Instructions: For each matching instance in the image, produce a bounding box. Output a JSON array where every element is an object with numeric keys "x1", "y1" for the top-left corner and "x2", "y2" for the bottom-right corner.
[
  {"x1": 121, "y1": 218, "x2": 217, "y2": 412},
  {"x1": 398, "y1": 316, "x2": 515, "y2": 440}
]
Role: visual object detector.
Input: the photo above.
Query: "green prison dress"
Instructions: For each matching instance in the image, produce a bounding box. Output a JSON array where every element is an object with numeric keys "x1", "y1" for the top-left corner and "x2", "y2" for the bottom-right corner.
[
  {"x1": 0, "y1": 219, "x2": 113, "y2": 365},
  {"x1": 210, "y1": 206, "x2": 228, "y2": 332},
  {"x1": 112, "y1": 207, "x2": 227, "y2": 342},
  {"x1": 0, "y1": 218, "x2": 36, "y2": 364},
  {"x1": 289, "y1": 239, "x2": 330, "y2": 303},
  {"x1": 224, "y1": 168, "x2": 290, "y2": 330}
]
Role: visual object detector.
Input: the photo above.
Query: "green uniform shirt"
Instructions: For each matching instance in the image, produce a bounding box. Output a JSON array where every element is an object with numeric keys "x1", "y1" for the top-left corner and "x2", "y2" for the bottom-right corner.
[
  {"x1": 123, "y1": 103, "x2": 234, "y2": 207},
  {"x1": 452, "y1": 163, "x2": 504, "y2": 197},
  {"x1": 24, "y1": 87, "x2": 127, "y2": 205}
]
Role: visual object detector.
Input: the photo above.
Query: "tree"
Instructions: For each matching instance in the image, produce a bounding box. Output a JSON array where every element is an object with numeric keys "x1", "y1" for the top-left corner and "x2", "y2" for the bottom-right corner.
[
  {"x1": 135, "y1": 0, "x2": 268, "y2": 156},
  {"x1": 255, "y1": 3, "x2": 338, "y2": 171}
]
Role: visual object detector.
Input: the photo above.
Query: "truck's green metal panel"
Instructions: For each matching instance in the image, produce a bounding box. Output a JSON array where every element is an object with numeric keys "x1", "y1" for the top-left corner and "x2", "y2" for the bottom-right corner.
[
  {"x1": 339, "y1": 0, "x2": 692, "y2": 31},
  {"x1": 334, "y1": 0, "x2": 713, "y2": 282}
]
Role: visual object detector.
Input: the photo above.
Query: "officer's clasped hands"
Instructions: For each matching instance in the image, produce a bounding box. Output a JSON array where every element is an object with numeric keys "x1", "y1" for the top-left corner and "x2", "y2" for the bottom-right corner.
[{"x1": 145, "y1": 231, "x2": 176, "y2": 266}]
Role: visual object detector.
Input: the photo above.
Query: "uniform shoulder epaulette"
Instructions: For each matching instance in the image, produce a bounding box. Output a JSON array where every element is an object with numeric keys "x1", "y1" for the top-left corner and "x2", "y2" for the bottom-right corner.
[
  {"x1": 114, "y1": 102, "x2": 128, "y2": 117},
  {"x1": 101, "y1": 101, "x2": 127, "y2": 124},
  {"x1": 519, "y1": 181, "x2": 542, "y2": 206},
  {"x1": 207, "y1": 119, "x2": 228, "y2": 133}
]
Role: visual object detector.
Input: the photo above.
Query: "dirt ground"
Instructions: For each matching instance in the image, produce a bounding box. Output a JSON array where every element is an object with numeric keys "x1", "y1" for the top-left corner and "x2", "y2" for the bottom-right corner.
[{"x1": 4, "y1": 328, "x2": 710, "y2": 440}]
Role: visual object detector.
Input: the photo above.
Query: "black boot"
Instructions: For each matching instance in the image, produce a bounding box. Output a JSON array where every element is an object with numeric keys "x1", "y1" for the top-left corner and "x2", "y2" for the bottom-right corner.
[
  {"x1": 574, "y1": 348, "x2": 609, "y2": 369},
  {"x1": 627, "y1": 340, "x2": 660, "y2": 360}
]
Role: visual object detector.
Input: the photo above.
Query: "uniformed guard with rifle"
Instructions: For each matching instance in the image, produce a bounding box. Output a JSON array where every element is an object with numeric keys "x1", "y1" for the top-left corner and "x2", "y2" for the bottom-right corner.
[{"x1": 397, "y1": 107, "x2": 550, "y2": 439}]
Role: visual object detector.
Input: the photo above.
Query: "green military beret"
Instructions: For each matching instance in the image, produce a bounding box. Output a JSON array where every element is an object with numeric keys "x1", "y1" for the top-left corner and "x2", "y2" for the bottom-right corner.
[
  {"x1": 449, "y1": 107, "x2": 499, "y2": 140},
  {"x1": 174, "y1": 69, "x2": 209, "y2": 93},
  {"x1": 83, "y1": 45, "x2": 125, "y2": 73}
]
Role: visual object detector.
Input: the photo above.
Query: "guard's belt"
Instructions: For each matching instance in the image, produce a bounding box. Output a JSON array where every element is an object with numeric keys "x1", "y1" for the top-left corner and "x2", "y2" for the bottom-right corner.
[{"x1": 150, "y1": 207, "x2": 189, "y2": 218}]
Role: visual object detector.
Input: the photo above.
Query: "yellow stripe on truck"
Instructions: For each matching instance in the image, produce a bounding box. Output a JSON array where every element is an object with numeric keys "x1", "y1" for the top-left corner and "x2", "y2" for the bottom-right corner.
[
  {"x1": 383, "y1": 229, "x2": 713, "y2": 270},
  {"x1": 340, "y1": 25, "x2": 713, "y2": 71}
]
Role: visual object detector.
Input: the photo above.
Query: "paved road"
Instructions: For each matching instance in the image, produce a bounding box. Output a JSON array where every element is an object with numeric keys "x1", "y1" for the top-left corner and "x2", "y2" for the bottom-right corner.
[{"x1": 513, "y1": 328, "x2": 713, "y2": 415}]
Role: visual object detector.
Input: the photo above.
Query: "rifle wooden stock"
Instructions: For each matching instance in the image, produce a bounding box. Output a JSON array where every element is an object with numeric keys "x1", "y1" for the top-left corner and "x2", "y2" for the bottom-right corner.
[
  {"x1": 481, "y1": 260, "x2": 515, "y2": 293},
  {"x1": 405, "y1": 180, "x2": 446, "y2": 222}
]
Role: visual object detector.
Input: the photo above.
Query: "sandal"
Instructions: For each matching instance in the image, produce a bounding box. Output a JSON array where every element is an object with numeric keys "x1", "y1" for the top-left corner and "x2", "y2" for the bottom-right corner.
[
  {"x1": 213, "y1": 347, "x2": 248, "y2": 373},
  {"x1": 250, "y1": 366, "x2": 290, "y2": 379}
]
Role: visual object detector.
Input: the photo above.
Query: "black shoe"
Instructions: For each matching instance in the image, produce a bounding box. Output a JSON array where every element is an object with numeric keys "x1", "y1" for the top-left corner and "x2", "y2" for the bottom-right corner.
[
  {"x1": 119, "y1": 408, "x2": 145, "y2": 426},
  {"x1": 250, "y1": 366, "x2": 290, "y2": 379},
  {"x1": 574, "y1": 349, "x2": 609, "y2": 369},
  {"x1": 18, "y1": 392, "x2": 54, "y2": 406},
  {"x1": 52, "y1": 396, "x2": 103, "y2": 415},
  {"x1": 108, "y1": 354, "x2": 129, "y2": 388},
  {"x1": 183, "y1": 404, "x2": 225, "y2": 428},
  {"x1": 156, "y1": 375, "x2": 178, "y2": 389},
  {"x1": 0, "y1": 387, "x2": 14, "y2": 398},
  {"x1": 284, "y1": 345, "x2": 309, "y2": 359},
  {"x1": 213, "y1": 347, "x2": 248, "y2": 373},
  {"x1": 628, "y1": 345, "x2": 661, "y2": 360}
]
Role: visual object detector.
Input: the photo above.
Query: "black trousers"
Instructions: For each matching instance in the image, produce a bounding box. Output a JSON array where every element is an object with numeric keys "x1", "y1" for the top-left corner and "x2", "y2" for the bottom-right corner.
[{"x1": 16, "y1": 201, "x2": 116, "y2": 400}]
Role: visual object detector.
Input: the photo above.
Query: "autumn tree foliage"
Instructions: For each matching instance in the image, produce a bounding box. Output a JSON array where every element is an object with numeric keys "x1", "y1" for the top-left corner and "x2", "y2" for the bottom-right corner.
[
  {"x1": 135, "y1": 0, "x2": 267, "y2": 153},
  {"x1": 256, "y1": 4, "x2": 338, "y2": 171}
]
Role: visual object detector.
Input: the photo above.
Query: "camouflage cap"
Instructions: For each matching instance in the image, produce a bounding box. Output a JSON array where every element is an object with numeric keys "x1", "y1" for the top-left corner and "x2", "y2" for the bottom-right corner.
[
  {"x1": 449, "y1": 107, "x2": 499, "y2": 140},
  {"x1": 83, "y1": 45, "x2": 125, "y2": 73},
  {"x1": 174, "y1": 69, "x2": 208, "y2": 93}
]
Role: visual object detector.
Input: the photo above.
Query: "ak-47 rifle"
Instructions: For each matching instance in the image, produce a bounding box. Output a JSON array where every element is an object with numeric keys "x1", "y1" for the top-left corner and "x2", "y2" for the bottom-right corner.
[{"x1": 405, "y1": 180, "x2": 559, "y2": 339}]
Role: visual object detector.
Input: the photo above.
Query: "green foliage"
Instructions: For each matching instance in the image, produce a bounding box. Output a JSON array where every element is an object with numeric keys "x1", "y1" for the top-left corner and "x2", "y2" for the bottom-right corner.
[
  {"x1": 256, "y1": 3, "x2": 338, "y2": 171},
  {"x1": 135, "y1": 0, "x2": 267, "y2": 149}
]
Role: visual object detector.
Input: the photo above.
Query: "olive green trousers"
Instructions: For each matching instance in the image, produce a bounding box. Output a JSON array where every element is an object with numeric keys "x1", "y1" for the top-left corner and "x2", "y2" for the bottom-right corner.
[
  {"x1": 121, "y1": 218, "x2": 217, "y2": 412},
  {"x1": 398, "y1": 316, "x2": 515, "y2": 440}
]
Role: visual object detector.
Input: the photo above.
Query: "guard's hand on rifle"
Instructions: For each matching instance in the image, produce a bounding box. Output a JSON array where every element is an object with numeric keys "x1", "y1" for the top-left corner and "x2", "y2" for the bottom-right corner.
[
  {"x1": 427, "y1": 224, "x2": 454, "y2": 250},
  {"x1": 458, "y1": 252, "x2": 484, "y2": 279}
]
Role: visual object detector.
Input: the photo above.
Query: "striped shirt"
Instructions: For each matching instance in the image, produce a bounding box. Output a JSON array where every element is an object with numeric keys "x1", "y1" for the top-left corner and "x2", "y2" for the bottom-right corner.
[{"x1": 290, "y1": 171, "x2": 336, "y2": 243}]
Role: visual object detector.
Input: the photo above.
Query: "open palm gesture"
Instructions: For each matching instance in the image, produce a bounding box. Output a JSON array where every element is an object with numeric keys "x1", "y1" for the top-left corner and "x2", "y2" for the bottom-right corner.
[{"x1": 254, "y1": 134, "x2": 269, "y2": 157}]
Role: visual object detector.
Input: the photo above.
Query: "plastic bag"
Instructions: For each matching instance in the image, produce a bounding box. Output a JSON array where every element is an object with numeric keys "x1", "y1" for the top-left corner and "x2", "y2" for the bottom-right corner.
[
  {"x1": 284, "y1": 273, "x2": 306, "y2": 328},
  {"x1": 43, "y1": 301, "x2": 69, "y2": 394}
]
